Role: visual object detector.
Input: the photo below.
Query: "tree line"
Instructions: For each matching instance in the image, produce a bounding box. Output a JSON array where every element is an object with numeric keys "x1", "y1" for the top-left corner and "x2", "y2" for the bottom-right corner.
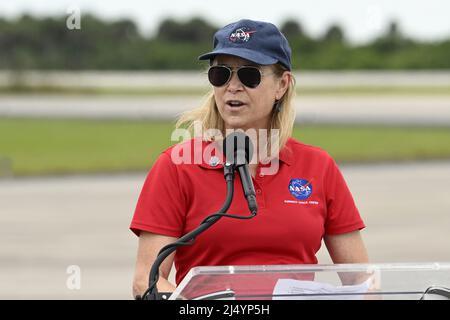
[{"x1": 1, "y1": 14, "x2": 449, "y2": 70}]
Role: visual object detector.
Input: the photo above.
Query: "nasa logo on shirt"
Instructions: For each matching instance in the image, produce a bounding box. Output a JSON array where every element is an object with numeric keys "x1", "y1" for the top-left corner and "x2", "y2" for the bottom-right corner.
[{"x1": 288, "y1": 179, "x2": 313, "y2": 200}]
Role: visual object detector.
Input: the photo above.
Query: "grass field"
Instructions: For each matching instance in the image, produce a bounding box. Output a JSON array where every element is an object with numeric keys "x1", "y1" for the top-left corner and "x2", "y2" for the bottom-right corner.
[{"x1": 1, "y1": 118, "x2": 450, "y2": 176}]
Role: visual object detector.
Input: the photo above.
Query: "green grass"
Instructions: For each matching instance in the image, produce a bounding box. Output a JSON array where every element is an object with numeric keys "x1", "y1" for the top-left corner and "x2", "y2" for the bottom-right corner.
[
  {"x1": 293, "y1": 126, "x2": 450, "y2": 162},
  {"x1": 0, "y1": 118, "x2": 175, "y2": 176},
  {"x1": 1, "y1": 118, "x2": 450, "y2": 176}
]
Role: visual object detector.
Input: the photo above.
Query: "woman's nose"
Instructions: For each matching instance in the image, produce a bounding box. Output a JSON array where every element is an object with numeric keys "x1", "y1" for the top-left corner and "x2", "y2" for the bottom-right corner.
[{"x1": 227, "y1": 71, "x2": 244, "y2": 92}]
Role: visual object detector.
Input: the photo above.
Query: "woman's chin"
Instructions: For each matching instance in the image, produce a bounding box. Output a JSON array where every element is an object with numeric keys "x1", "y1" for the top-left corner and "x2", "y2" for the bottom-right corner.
[{"x1": 224, "y1": 119, "x2": 250, "y2": 131}]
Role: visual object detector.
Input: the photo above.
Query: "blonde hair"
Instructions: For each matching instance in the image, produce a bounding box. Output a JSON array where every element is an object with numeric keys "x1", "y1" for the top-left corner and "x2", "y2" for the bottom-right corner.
[{"x1": 175, "y1": 63, "x2": 296, "y2": 154}]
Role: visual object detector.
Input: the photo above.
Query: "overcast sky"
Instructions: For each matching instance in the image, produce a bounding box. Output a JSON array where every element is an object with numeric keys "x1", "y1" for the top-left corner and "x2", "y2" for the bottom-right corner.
[{"x1": 1, "y1": 0, "x2": 449, "y2": 43}]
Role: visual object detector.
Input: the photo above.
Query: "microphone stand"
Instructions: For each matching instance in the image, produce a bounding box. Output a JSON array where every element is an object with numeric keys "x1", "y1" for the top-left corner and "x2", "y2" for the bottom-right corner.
[{"x1": 141, "y1": 162, "x2": 236, "y2": 300}]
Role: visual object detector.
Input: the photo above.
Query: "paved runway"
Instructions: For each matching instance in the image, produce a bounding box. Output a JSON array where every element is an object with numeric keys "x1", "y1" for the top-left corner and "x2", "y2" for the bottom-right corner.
[
  {"x1": 1, "y1": 94, "x2": 450, "y2": 125},
  {"x1": 1, "y1": 70, "x2": 449, "y2": 88},
  {"x1": 0, "y1": 162, "x2": 449, "y2": 299}
]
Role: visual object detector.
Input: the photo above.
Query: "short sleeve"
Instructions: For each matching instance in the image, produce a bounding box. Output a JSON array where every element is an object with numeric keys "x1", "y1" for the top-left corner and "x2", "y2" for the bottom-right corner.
[
  {"x1": 130, "y1": 152, "x2": 186, "y2": 237},
  {"x1": 324, "y1": 157, "x2": 366, "y2": 235}
]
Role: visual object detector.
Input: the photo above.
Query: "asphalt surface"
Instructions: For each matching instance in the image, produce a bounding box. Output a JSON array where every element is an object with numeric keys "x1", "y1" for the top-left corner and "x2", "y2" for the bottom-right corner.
[
  {"x1": 0, "y1": 162, "x2": 449, "y2": 299},
  {"x1": 1, "y1": 94, "x2": 450, "y2": 126}
]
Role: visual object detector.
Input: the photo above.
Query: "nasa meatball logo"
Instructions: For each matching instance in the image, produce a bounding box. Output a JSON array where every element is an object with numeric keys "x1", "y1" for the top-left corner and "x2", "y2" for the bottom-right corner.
[
  {"x1": 289, "y1": 179, "x2": 313, "y2": 200},
  {"x1": 229, "y1": 27, "x2": 256, "y2": 43}
]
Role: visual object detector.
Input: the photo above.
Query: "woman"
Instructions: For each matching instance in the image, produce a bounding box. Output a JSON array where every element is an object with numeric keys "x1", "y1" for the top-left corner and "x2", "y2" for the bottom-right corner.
[{"x1": 130, "y1": 19, "x2": 369, "y2": 298}]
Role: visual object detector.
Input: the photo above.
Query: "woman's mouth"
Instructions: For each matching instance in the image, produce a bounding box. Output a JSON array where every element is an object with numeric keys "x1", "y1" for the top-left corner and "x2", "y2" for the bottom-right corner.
[{"x1": 226, "y1": 100, "x2": 246, "y2": 109}]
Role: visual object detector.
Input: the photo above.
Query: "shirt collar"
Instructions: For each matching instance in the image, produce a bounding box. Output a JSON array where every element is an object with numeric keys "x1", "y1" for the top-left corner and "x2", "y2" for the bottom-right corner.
[
  {"x1": 198, "y1": 138, "x2": 293, "y2": 170},
  {"x1": 198, "y1": 140, "x2": 224, "y2": 170},
  {"x1": 278, "y1": 138, "x2": 293, "y2": 166}
]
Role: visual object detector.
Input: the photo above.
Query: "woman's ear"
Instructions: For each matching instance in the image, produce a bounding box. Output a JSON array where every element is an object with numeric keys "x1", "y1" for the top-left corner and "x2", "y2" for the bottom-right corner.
[{"x1": 276, "y1": 71, "x2": 291, "y2": 99}]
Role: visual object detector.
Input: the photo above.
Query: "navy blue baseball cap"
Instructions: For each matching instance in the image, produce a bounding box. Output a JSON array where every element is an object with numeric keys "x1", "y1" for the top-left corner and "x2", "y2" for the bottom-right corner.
[{"x1": 198, "y1": 19, "x2": 292, "y2": 70}]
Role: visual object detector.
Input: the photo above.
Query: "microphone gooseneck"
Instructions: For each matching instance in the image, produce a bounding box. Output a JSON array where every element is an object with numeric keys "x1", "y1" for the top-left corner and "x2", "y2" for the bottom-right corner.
[
  {"x1": 141, "y1": 132, "x2": 258, "y2": 300},
  {"x1": 141, "y1": 165, "x2": 235, "y2": 300},
  {"x1": 223, "y1": 132, "x2": 258, "y2": 215}
]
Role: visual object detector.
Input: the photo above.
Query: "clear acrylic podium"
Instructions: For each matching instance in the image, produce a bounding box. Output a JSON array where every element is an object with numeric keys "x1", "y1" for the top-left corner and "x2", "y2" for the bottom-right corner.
[{"x1": 169, "y1": 263, "x2": 450, "y2": 300}]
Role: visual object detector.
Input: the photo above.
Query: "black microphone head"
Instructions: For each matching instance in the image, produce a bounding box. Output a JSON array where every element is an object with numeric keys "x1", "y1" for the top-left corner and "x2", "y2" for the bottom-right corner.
[{"x1": 223, "y1": 132, "x2": 254, "y2": 165}]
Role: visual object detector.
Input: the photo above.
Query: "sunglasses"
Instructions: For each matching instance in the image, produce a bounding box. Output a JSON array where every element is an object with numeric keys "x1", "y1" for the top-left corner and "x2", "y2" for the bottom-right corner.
[{"x1": 208, "y1": 65, "x2": 264, "y2": 88}]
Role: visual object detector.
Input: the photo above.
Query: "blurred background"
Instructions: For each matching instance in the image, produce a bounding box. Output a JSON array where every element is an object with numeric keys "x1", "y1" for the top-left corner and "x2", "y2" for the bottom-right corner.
[{"x1": 0, "y1": 0, "x2": 449, "y2": 299}]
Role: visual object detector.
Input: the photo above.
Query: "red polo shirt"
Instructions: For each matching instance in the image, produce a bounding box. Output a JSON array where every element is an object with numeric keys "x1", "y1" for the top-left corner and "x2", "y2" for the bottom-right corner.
[{"x1": 130, "y1": 137, "x2": 365, "y2": 288}]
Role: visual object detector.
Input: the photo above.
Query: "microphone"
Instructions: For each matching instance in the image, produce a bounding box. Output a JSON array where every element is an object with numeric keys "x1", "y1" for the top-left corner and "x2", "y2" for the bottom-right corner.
[
  {"x1": 142, "y1": 132, "x2": 257, "y2": 300},
  {"x1": 223, "y1": 132, "x2": 258, "y2": 215}
]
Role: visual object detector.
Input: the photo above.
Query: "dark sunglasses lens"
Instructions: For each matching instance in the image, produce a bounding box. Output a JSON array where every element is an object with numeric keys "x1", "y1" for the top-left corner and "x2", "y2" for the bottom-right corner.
[
  {"x1": 208, "y1": 66, "x2": 231, "y2": 87},
  {"x1": 238, "y1": 67, "x2": 261, "y2": 88}
]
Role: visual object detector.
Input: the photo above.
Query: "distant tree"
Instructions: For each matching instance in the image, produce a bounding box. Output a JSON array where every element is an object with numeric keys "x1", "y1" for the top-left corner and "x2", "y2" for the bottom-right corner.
[
  {"x1": 111, "y1": 19, "x2": 139, "y2": 41},
  {"x1": 280, "y1": 19, "x2": 304, "y2": 39},
  {"x1": 322, "y1": 24, "x2": 345, "y2": 43},
  {"x1": 156, "y1": 17, "x2": 215, "y2": 43},
  {"x1": 0, "y1": 14, "x2": 448, "y2": 70},
  {"x1": 156, "y1": 18, "x2": 178, "y2": 41},
  {"x1": 184, "y1": 17, "x2": 216, "y2": 42},
  {"x1": 373, "y1": 20, "x2": 413, "y2": 53},
  {"x1": 387, "y1": 21, "x2": 401, "y2": 39}
]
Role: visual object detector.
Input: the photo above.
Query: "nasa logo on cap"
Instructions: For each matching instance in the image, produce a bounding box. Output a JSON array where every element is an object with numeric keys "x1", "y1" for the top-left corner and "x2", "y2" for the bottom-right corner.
[
  {"x1": 288, "y1": 179, "x2": 313, "y2": 200},
  {"x1": 229, "y1": 26, "x2": 256, "y2": 43}
]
